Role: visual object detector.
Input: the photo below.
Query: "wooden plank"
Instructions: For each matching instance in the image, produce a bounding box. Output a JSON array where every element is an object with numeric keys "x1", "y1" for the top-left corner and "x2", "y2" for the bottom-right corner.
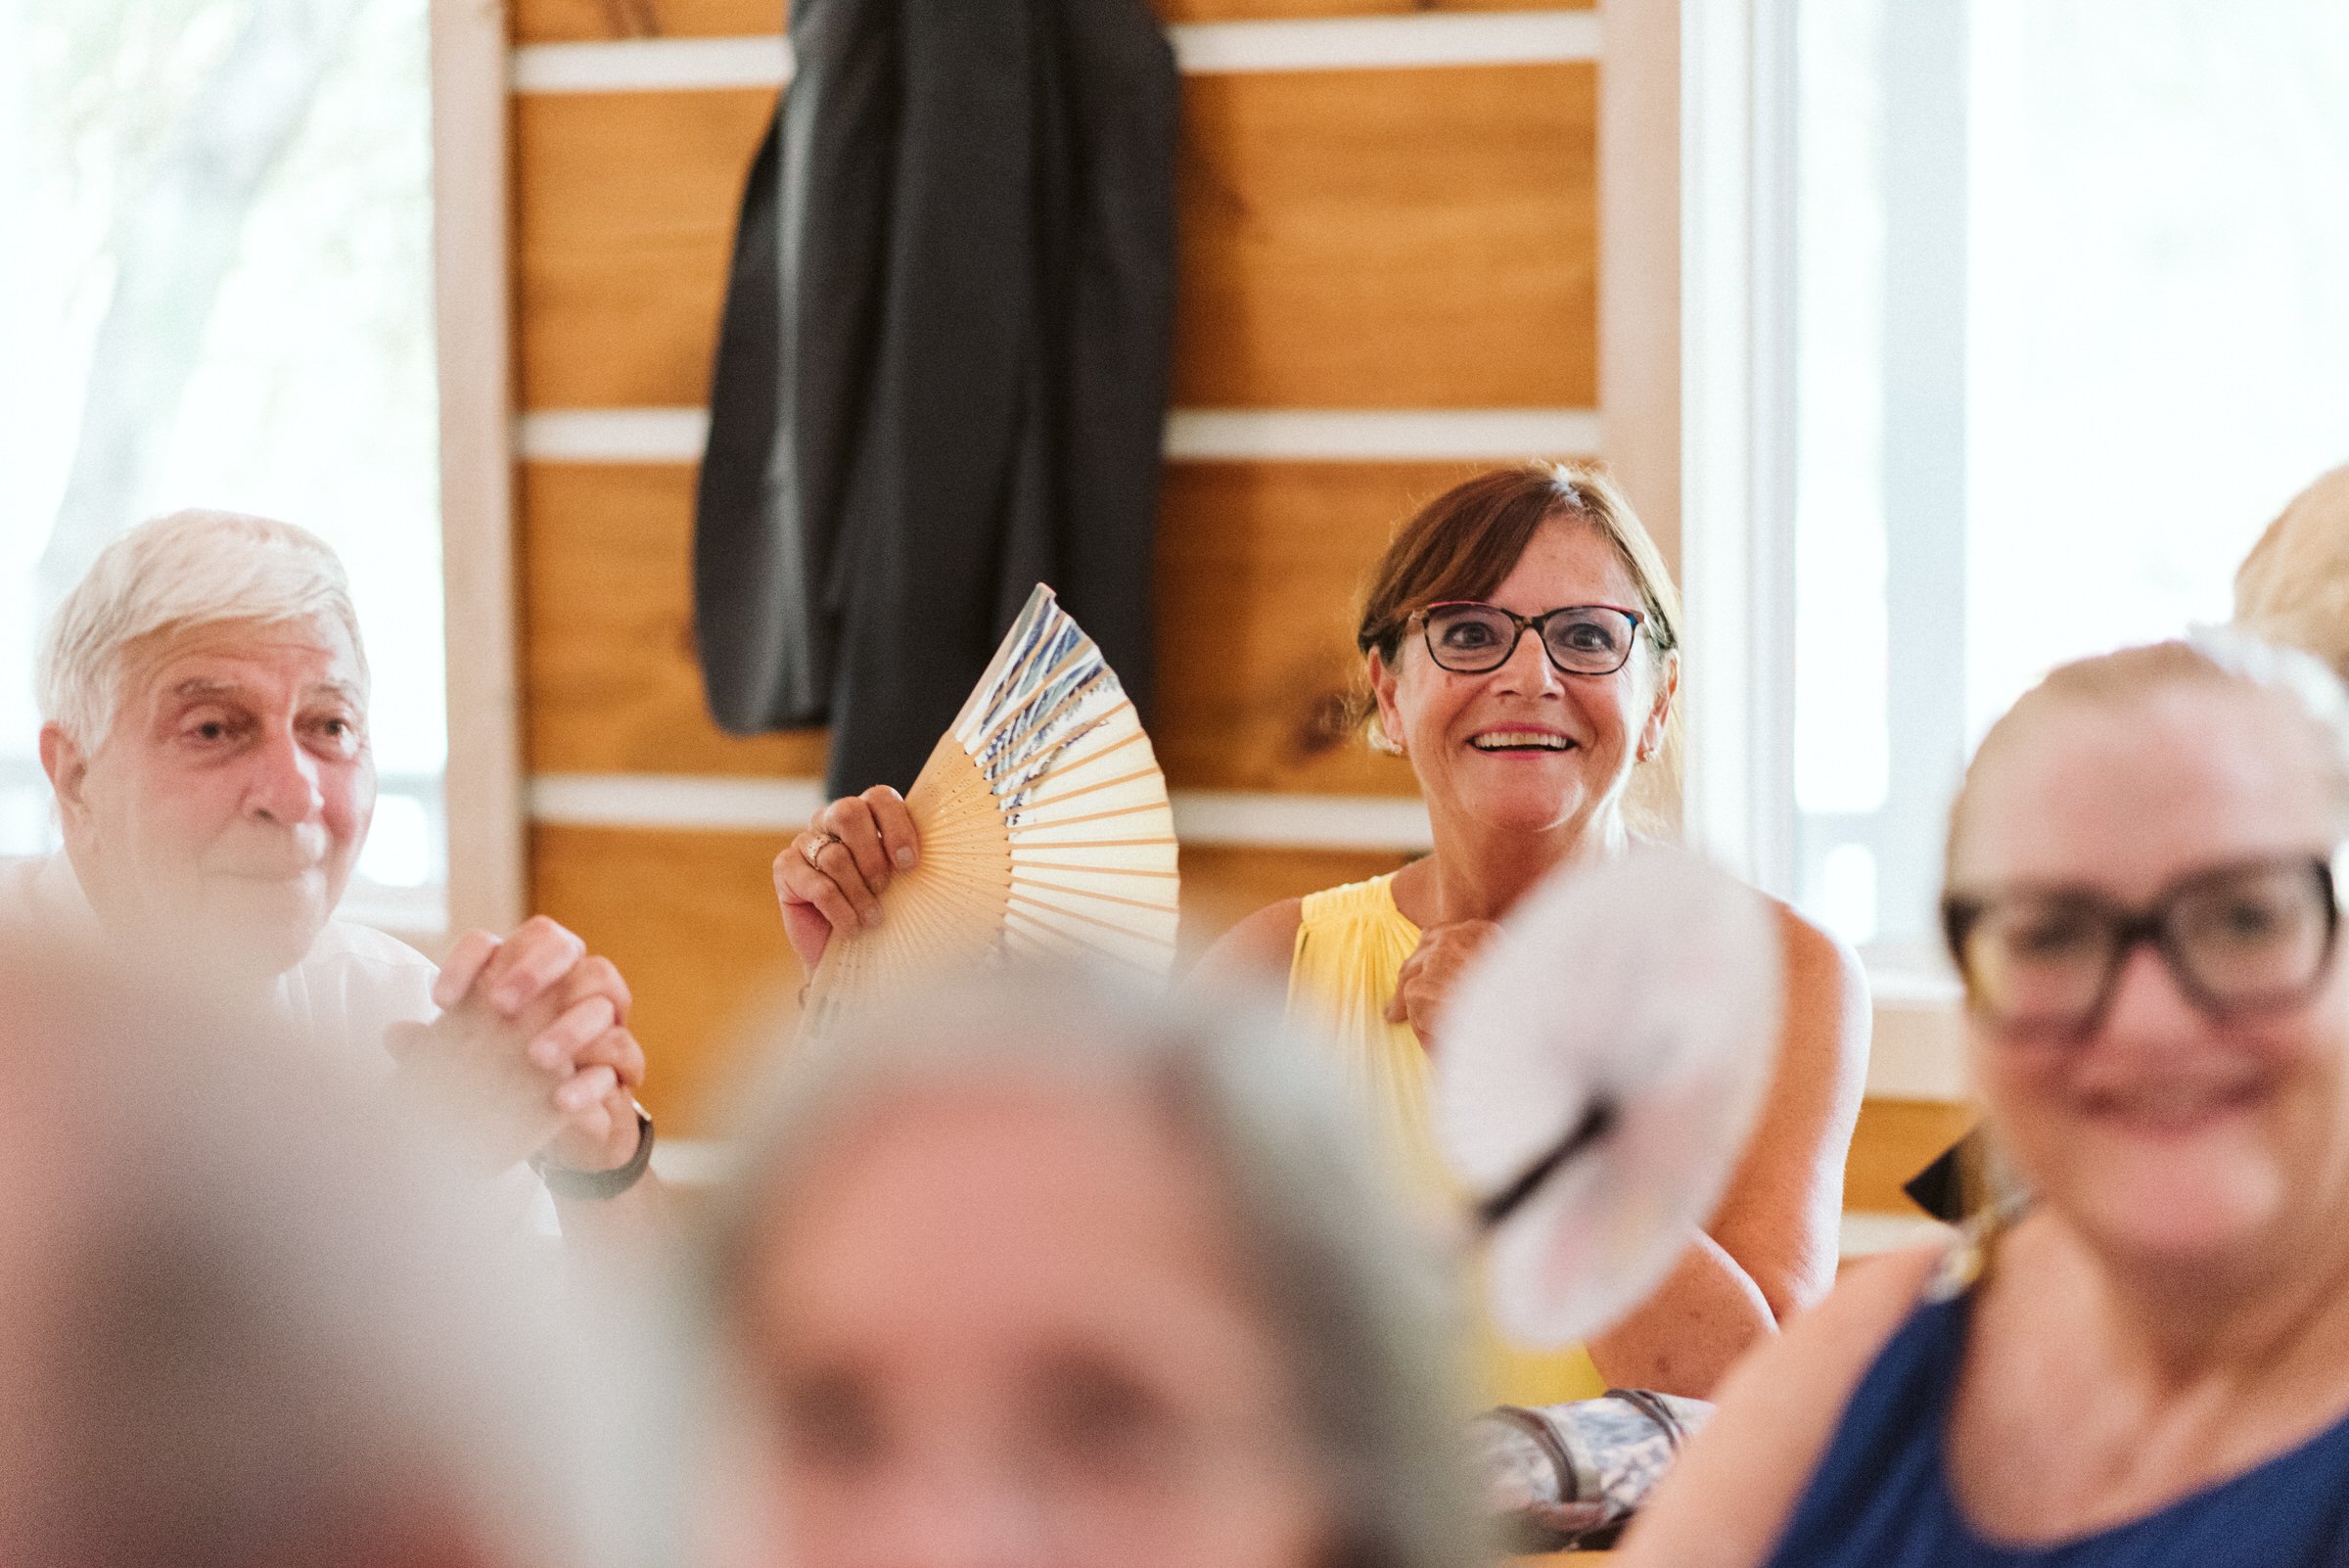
[
  {"x1": 1163, "y1": 0, "x2": 1589, "y2": 16},
  {"x1": 1177, "y1": 844, "x2": 1414, "y2": 956},
  {"x1": 524, "y1": 457, "x2": 1543, "y2": 796},
  {"x1": 514, "y1": 88, "x2": 773, "y2": 411},
  {"x1": 514, "y1": 0, "x2": 781, "y2": 42},
  {"x1": 1173, "y1": 62, "x2": 1594, "y2": 407},
  {"x1": 533, "y1": 823, "x2": 803, "y2": 1138},
  {"x1": 1844, "y1": 1097, "x2": 1979, "y2": 1217},
  {"x1": 520, "y1": 461, "x2": 828, "y2": 777},
  {"x1": 1156, "y1": 460, "x2": 1483, "y2": 796},
  {"x1": 513, "y1": 0, "x2": 1586, "y2": 45},
  {"x1": 530, "y1": 825, "x2": 1410, "y2": 1134},
  {"x1": 513, "y1": 67, "x2": 1594, "y2": 410}
]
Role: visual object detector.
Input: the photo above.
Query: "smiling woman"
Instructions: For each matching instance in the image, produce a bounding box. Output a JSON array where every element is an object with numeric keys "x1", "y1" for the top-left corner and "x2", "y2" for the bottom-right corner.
[
  {"x1": 1619, "y1": 634, "x2": 2349, "y2": 1568},
  {"x1": 1192, "y1": 462, "x2": 1871, "y2": 1408}
]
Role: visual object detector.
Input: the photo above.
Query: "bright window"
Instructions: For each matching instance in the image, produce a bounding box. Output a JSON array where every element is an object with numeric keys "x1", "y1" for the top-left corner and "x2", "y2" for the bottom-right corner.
[
  {"x1": 0, "y1": 0, "x2": 445, "y2": 929},
  {"x1": 1789, "y1": 0, "x2": 2349, "y2": 959}
]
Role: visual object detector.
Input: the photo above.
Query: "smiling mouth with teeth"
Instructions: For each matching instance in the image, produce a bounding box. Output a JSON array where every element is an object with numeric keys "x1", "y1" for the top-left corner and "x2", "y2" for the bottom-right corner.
[{"x1": 1469, "y1": 732, "x2": 1576, "y2": 752}]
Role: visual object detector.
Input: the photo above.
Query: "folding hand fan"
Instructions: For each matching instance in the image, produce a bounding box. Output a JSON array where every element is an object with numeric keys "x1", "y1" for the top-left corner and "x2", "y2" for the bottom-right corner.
[
  {"x1": 1432, "y1": 845, "x2": 1782, "y2": 1347},
  {"x1": 799, "y1": 584, "x2": 1180, "y2": 1031}
]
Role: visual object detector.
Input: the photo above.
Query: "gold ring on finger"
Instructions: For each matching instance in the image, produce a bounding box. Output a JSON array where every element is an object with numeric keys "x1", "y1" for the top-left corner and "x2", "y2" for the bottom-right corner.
[{"x1": 800, "y1": 830, "x2": 843, "y2": 870}]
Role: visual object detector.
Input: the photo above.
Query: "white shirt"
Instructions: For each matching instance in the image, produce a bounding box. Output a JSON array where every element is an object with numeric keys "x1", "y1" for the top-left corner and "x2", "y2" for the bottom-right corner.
[{"x1": 0, "y1": 853, "x2": 558, "y2": 1233}]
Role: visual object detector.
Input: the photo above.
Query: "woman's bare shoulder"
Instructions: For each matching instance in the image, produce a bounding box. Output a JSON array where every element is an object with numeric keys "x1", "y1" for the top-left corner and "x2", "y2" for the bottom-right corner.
[
  {"x1": 1763, "y1": 897, "x2": 1871, "y2": 1091},
  {"x1": 1615, "y1": 1243, "x2": 1944, "y2": 1568},
  {"x1": 1184, "y1": 898, "x2": 1305, "y2": 992},
  {"x1": 1770, "y1": 898, "x2": 1868, "y2": 1013}
]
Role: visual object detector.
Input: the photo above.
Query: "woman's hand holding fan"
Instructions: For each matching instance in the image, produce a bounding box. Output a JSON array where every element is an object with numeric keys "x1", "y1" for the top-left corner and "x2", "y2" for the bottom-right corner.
[
  {"x1": 775, "y1": 785, "x2": 923, "y2": 970},
  {"x1": 779, "y1": 585, "x2": 1181, "y2": 1034}
]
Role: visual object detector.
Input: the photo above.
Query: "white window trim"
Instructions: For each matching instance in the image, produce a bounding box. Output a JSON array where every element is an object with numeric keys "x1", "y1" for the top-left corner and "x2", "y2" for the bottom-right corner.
[
  {"x1": 429, "y1": 0, "x2": 527, "y2": 941},
  {"x1": 1645, "y1": 0, "x2": 1802, "y2": 898},
  {"x1": 1643, "y1": 0, "x2": 1971, "y2": 1102}
]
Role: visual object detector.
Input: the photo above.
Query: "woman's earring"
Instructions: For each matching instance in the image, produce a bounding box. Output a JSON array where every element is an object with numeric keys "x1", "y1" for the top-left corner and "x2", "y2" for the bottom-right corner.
[{"x1": 1368, "y1": 718, "x2": 1406, "y2": 758}]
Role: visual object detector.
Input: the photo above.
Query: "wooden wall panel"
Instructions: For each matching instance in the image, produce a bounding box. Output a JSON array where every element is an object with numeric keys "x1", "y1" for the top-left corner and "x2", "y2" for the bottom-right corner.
[
  {"x1": 514, "y1": 67, "x2": 1596, "y2": 411},
  {"x1": 1159, "y1": 460, "x2": 1472, "y2": 795},
  {"x1": 533, "y1": 823, "x2": 804, "y2": 1136},
  {"x1": 1174, "y1": 62, "x2": 1595, "y2": 407},
  {"x1": 515, "y1": 88, "x2": 773, "y2": 411},
  {"x1": 1844, "y1": 1097, "x2": 1977, "y2": 1216},
  {"x1": 514, "y1": 0, "x2": 1589, "y2": 45},
  {"x1": 532, "y1": 824, "x2": 1415, "y2": 1133},
  {"x1": 1177, "y1": 844, "x2": 1413, "y2": 955},
  {"x1": 515, "y1": 0, "x2": 780, "y2": 42},
  {"x1": 521, "y1": 461, "x2": 827, "y2": 776},
  {"x1": 509, "y1": 8, "x2": 1610, "y2": 1135},
  {"x1": 524, "y1": 456, "x2": 1527, "y2": 794},
  {"x1": 1161, "y1": 0, "x2": 1589, "y2": 18}
]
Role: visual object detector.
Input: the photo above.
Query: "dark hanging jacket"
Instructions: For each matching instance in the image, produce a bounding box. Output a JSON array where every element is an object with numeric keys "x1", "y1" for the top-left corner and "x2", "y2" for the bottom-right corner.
[{"x1": 694, "y1": 0, "x2": 1180, "y2": 799}]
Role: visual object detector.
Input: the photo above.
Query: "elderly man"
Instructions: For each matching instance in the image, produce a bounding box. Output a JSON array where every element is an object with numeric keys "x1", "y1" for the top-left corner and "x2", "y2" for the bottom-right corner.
[{"x1": 6, "y1": 509, "x2": 657, "y2": 1228}]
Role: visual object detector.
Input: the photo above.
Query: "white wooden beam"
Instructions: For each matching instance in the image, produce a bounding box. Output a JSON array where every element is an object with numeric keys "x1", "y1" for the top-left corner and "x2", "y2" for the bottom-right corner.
[
  {"x1": 530, "y1": 774, "x2": 1435, "y2": 852},
  {"x1": 518, "y1": 406, "x2": 1603, "y2": 466},
  {"x1": 431, "y1": 0, "x2": 528, "y2": 935},
  {"x1": 508, "y1": 13, "x2": 1601, "y2": 95}
]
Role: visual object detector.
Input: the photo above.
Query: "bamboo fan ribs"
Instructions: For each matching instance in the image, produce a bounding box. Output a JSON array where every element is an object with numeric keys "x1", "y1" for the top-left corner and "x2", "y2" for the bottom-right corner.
[{"x1": 800, "y1": 584, "x2": 1181, "y2": 1029}]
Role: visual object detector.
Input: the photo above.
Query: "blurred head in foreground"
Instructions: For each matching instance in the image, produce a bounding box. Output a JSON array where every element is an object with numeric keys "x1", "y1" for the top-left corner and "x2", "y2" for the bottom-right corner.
[
  {"x1": 2235, "y1": 461, "x2": 2349, "y2": 678},
  {"x1": 0, "y1": 940, "x2": 623, "y2": 1568},
  {"x1": 700, "y1": 969, "x2": 1479, "y2": 1568},
  {"x1": 35, "y1": 509, "x2": 373, "y2": 981},
  {"x1": 1944, "y1": 633, "x2": 2349, "y2": 1270}
]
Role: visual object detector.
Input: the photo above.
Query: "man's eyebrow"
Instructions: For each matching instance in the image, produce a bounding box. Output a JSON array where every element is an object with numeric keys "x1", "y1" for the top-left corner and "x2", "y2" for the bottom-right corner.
[{"x1": 162, "y1": 677, "x2": 364, "y2": 707}]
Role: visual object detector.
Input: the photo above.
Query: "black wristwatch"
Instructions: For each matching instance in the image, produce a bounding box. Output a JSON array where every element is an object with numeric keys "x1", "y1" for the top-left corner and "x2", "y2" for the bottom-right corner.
[{"x1": 531, "y1": 1105, "x2": 655, "y2": 1200}]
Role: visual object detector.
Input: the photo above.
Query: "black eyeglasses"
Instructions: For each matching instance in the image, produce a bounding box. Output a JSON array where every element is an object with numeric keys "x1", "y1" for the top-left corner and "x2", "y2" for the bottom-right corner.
[
  {"x1": 1409, "y1": 601, "x2": 1645, "y2": 677},
  {"x1": 1941, "y1": 854, "x2": 2342, "y2": 1041}
]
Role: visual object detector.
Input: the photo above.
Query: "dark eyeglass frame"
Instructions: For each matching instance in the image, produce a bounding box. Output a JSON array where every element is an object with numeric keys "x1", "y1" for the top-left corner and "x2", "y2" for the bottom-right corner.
[
  {"x1": 1940, "y1": 853, "x2": 2342, "y2": 1041},
  {"x1": 1407, "y1": 600, "x2": 1646, "y2": 677}
]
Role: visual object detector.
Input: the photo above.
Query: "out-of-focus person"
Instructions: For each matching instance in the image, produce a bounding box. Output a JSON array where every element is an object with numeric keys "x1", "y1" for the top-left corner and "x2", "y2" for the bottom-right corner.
[
  {"x1": 695, "y1": 969, "x2": 1481, "y2": 1568},
  {"x1": 8, "y1": 510, "x2": 660, "y2": 1231},
  {"x1": 0, "y1": 942, "x2": 645, "y2": 1568},
  {"x1": 1905, "y1": 458, "x2": 2349, "y2": 1230},
  {"x1": 2236, "y1": 461, "x2": 2349, "y2": 675},
  {"x1": 1621, "y1": 636, "x2": 2349, "y2": 1568},
  {"x1": 1188, "y1": 462, "x2": 1866, "y2": 1403}
]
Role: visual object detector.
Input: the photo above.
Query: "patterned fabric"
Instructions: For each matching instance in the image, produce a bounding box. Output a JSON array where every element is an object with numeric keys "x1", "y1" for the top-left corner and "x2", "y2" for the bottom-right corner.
[
  {"x1": 1474, "y1": 1391, "x2": 1714, "y2": 1551},
  {"x1": 1286, "y1": 873, "x2": 1610, "y2": 1407}
]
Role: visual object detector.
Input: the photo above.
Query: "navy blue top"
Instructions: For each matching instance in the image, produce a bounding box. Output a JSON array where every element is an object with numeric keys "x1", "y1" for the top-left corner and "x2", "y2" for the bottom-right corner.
[{"x1": 1759, "y1": 1291, "x2": 2349, "y2": 1567}]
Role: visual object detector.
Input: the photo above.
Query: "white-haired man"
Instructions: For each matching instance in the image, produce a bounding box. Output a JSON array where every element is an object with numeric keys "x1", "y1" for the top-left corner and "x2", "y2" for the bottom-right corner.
[{"x1": 7, "y1": 509, "x2": 658, "y2": 1229}]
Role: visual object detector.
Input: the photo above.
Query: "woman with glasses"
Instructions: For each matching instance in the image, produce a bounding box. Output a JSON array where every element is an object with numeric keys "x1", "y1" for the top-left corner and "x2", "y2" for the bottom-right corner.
[
  {"x1": 1195, "y1": 463, "x2": 1868, "y2": 1406},
  {"x1": 1619, "y1": 636, "x2": 2349, "y2": 1568}
]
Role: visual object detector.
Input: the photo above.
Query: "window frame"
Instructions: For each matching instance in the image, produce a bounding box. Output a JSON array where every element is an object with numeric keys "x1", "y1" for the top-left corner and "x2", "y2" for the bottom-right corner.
[
  {"x1": 1663, "y1": 0, "x2": 1970, "y2": 1100},
  {"x1": 427, "y1": 0, "x2": 527, "y2": 943}
]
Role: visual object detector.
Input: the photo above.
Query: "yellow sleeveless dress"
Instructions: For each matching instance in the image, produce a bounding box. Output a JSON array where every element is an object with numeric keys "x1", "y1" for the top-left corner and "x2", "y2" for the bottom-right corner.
[{"x1": 1286, "y1": 873, "x2": 1609, "y2": 1407}]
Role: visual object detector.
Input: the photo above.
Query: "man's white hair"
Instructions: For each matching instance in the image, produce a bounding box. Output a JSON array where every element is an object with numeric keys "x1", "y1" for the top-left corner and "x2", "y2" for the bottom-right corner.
[{"x1": 36, "y1": 509, "x2": 368, "y2": 748}]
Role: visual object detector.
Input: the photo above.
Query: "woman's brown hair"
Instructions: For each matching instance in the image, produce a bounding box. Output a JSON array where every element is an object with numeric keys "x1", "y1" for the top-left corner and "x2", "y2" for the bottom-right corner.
[{"x1": 1355, "y1": 462, "x2": 1687, "y2": 833}]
